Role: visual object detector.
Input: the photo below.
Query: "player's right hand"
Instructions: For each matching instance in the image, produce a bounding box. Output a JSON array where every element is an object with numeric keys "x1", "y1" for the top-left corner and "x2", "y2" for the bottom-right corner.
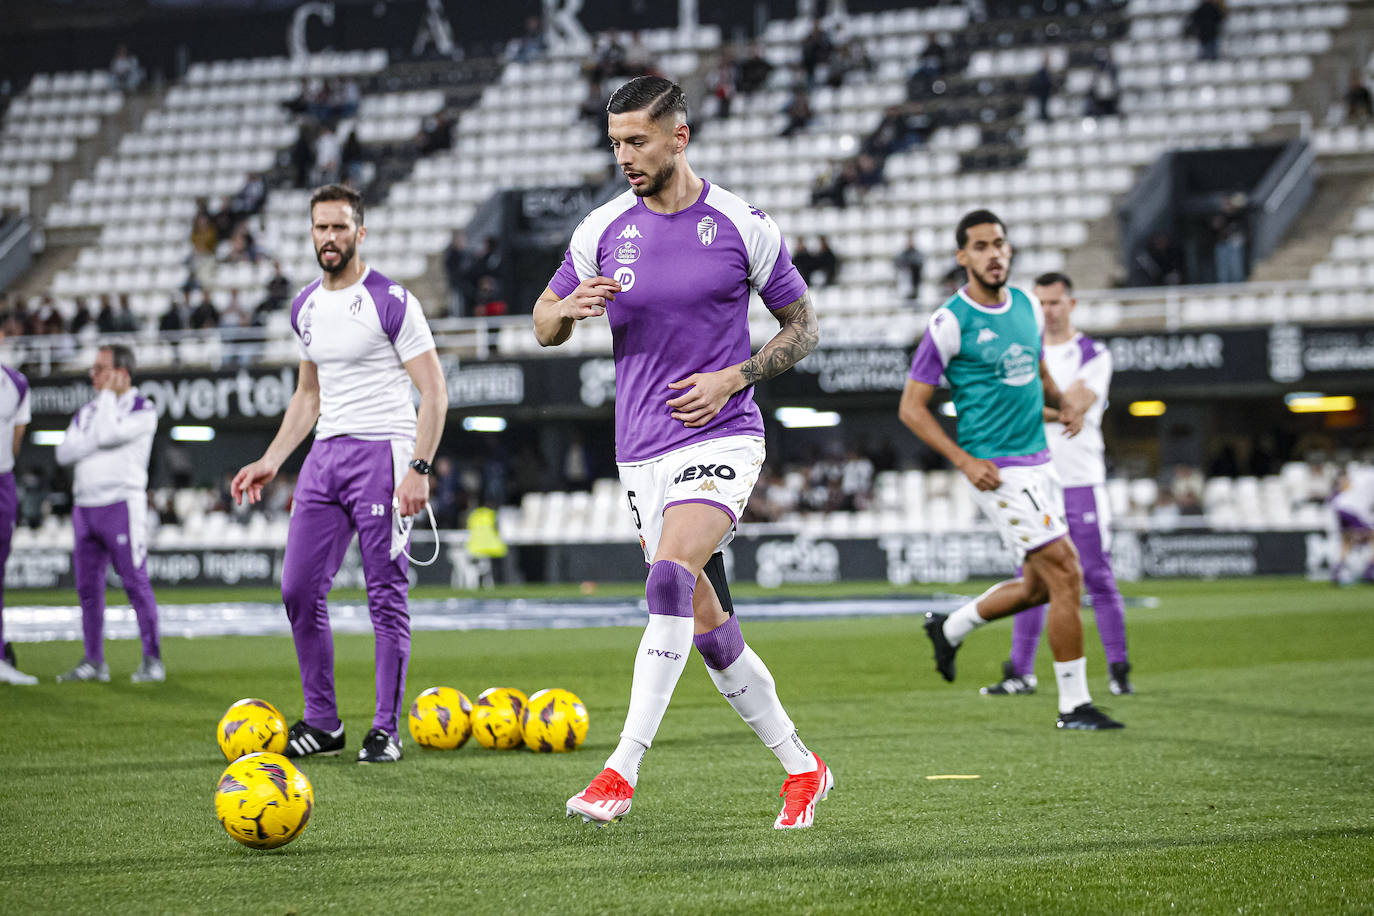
[
  {"x1": 561, "y1": 276, "x2": 620, "y2": 320},
  {"x1": 959, "y1": 457, "x2": 1002, "y2": 491},
  {"x1": 231, "y1": 459, "x2": 277, "y2": 505}
]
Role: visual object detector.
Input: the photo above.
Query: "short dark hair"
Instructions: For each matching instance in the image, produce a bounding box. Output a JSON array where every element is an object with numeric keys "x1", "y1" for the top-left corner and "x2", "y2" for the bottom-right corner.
[
  {"x1": 1033, "y1": 271, "x2": 1074, "y2": 292},
  {"x1": 955, "y1": 209, "x2": 1004, "y2": 249},
  {"x1": 102, "y1": 343, "x2": 136, "y2": 373},
  {"x1": 310, "y1": 183, "x2": 365, "y2": 226},
  {"x1": 606, "y1": 76, "x2": 689, "y2": 124}
]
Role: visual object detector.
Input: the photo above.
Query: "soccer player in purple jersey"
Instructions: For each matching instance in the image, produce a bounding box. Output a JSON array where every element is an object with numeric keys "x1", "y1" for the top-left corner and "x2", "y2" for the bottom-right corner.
[
  {"x1": 535, "y1": 76, "x2": 832, "y2": 829},
  {"x1": 55, "y1": 345, "x2": 163, "y2": 684},
  {"x1": 232, "y1": 184, "x2": 448, "y2": 764},
  {"x1": 980, "y1": 273, "x2": 1134, "y2": 699},
  {"x1": 0, "y1": 355, "x2": 33, "y2": 686}
]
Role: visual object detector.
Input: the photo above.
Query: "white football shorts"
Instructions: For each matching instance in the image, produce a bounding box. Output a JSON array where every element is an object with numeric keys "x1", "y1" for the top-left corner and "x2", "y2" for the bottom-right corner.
[
  {"x1": 969, "y1": 461, "x2": 1070, "y2": 561},
  {"x1": 618, "y1": 435, "x2": 766, "y2": 563}
]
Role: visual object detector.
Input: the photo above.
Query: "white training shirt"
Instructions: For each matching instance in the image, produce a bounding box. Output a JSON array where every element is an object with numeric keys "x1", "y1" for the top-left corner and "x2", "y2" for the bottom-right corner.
[
  {"x1": 0, "y1": 364, "x2": 31, "y2": 475},
  {"x1": 289, "y1": 267, "x2": 436, "y2": 441},
  {"x1": 1042, "y1": 332, "x2": 1113, "y2": 487},
  {"x1": 54, "y1": 387, "x2": 158, "y2": 507}
]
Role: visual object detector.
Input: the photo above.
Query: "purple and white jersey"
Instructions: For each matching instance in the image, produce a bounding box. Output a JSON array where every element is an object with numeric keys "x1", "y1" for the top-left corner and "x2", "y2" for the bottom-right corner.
[
  {"x1": 549, "y1": 181, "x2": 807, "y2": 462},
  {"x1": 0, "y1": 364, "x2": 31, "y2": 474},
  {"x1": 54, "y1": 388, "x2": 157, "y2": 506},
  {"x1": 290, "y1": 267, "x2": 436, "y2": 442},
  {"x1": 1332, "y1": 463, "x2": 1374, "y2": 525},
  {"x1": 1043, "y1": 333, "x2": 1112, "y2": 487}
]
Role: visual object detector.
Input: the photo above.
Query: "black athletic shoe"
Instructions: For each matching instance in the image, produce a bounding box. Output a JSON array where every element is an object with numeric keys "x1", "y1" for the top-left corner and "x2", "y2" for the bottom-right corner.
[
  {"x1": 981, "y1": 659, "x2": 1037, "y2": 695},
  {"x1": 1056, "y1": 703, "x2": 1125, "y2": 730},
  {"x1": 284, "y1": 720, "x2": 346, "y2": 758},
  {"x1": 357, "y1": 727, "x2": 403, "y2": 764},
  {"x1": 3, "y1": 641, "x2": 15, "y2": 667},
  {"x1": 923, "y1": 612, "x2": 960, "y2": 682},
  {"x1": 1108, "y1": 661, "x2": 1134, "y2": 696}
]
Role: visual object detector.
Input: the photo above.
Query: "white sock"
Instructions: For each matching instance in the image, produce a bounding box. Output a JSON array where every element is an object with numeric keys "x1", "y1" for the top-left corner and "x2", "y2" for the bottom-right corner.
[
  {"x1": 705, "y1": 645, "x2": 817, "y2": 775},
  {"x1": 1053, "y1": 656, "x2": 1092, "y2": 714},
  {"x1": 943, "y1": 598, "x2": 991, "y2": 646},
  {"x1": 605, "y1": 613, "x2": 694, "y2": 787}
]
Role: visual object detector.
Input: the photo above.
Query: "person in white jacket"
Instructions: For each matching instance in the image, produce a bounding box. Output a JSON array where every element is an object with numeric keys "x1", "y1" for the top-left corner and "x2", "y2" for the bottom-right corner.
[
  {"x1": 54, "y1": 344, "x2": 163, "y2": 683},
  {"x1": 0, "y1": 357, "x2": 34, "y2": 685}
]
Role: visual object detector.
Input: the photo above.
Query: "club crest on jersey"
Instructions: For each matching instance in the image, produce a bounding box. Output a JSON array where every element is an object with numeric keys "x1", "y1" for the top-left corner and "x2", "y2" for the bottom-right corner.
[
  {"x1": 697, "y1": 216, "x2": 717, "y2": 246},
  {"x1": 617, "y1": 224, "x2": 642, "y2": 239},
  {"x1": 300, "y1": 299, "x2": 315, "y2": 346},
  {"x1": 614, "y1": 242, "x2": 640, "y2": 264},
  {"x1": 348, "y1": 294, "x2": 363, "y2": 315}
]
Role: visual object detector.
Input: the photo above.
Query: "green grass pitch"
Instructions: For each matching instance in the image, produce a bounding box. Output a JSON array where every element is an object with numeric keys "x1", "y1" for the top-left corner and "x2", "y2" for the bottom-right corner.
[{"x1": 1, "y1": 577, "x2": 1371, "y2": 914}]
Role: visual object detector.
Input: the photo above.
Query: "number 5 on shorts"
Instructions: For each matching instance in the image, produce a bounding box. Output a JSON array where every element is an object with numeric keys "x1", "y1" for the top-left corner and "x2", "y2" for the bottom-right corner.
[{"x1": 627, "y1": 490, "x2": 641, "y2": 530}]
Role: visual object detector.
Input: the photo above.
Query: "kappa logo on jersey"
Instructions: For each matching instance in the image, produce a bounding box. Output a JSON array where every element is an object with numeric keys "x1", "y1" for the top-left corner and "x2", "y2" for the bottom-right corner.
[
  {"x1": 613, "y1": 267, "x2": 636, "y2": 292},
  {"x1": 673, "y1": 463, "x2": 736, "y2": 484},
  {"x1": 977, "y1": 327, "x2": 998, "y2": 343},
  {"x1": 617, "y1": 224, "x2": 642, "y2": 239},
  {"x1": 697, "y1": 216, "x2": 717, "y2": 246},
  {"x1": 614, "y1": 241, "x2": 640, "y2": 264}
]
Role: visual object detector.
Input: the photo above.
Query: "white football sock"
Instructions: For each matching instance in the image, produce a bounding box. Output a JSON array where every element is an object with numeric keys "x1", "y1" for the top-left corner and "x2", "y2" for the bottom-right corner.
[
  {"x1": 1053, "y1": 656, "x2": 1092, "y2": 714},
  {"x1": 943, "y1": 598, "x2": 991, "y2": 646},
  {"x1": 705, "y1": 645, "x2": 817, "y2": 775},
  {"x1": 606, "y1": 613, "x2": 694, "y2": 787}
]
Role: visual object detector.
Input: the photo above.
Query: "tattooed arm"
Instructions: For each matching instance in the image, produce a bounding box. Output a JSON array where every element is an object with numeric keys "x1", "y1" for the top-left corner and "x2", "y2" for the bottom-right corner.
[{"x1": 666, "y1": 292, "x2": 820, "y2": 428}]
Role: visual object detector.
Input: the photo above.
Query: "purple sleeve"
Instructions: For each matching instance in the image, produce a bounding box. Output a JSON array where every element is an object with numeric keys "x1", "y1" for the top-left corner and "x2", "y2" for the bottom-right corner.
[
  {"x1": 3, "y1": 366, "x2": 27, "y2": 402},
  {"x1": 548, "y1": 248, "x2": 582, "y2": 300},
  {"x1": 289, "y1": 279, "x2": 321, "y2": 337},
  {"x1": 758, "y1": 236, "x2": 808, "y2": 311},
  {"x1": 1078, "y1": 336, "x2": 1103, "y2": 365},
  {"x1": 908, "y1": 331, "x2": 946, "y2": 385},
  {"x1": 363, "y1": 271, "x2": 405, "y2": 343}
]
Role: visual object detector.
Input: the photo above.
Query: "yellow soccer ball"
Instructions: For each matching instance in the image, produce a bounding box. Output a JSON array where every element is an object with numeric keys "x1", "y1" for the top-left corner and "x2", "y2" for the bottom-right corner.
[
  {"x1": 407, "y1": 686, "x2": 473, "y2": 750},
  {"x1": 521, "y1": 688, "x2": 589, "y2": 753},
  {"x1": 214, "y1": 752, "x2": 314, "y2": 849},
  {"x1": 217, "y1": 698, "x2": 287, "y2": 762},
  {"x1": 471, "y1": 687, "x2": 526, "y2": 750}
]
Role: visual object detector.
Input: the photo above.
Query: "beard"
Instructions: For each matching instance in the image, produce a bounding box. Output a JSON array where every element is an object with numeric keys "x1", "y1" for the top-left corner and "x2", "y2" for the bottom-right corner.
[
  {"x1": 968, "y1": 262, "x2": 1008, "y2": 295},
  {"x1": 315, "y1": 240, "x2": 357, "y2": 274},
  {"x1": 630, "y1": 157, "x2": 676, "y2": 198}
]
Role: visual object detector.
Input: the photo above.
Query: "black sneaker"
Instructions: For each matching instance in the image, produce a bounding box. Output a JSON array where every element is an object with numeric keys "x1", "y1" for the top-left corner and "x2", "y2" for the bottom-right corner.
[
  {"x1": 3, "y1": 642, "x2": 15, "y2": 667},
  {"x1": 923, "y1": 612, "x2": 960, "y2": 682},
  {"x1": 284, "y1": 720, "x2": 346, "y2": 758},
  {"x1": 1108, "y1": 661, "x2": 1134, "y2": 696},
  {"x1": 1056, "y1": 703, "x2": 1125, "y2": 730},
  {"x1": 357, "y1": 727, "x2": 403, "y2": 764},
  {"x1": 981, "y1": 659, "x2": 1037, "y2": 695}
]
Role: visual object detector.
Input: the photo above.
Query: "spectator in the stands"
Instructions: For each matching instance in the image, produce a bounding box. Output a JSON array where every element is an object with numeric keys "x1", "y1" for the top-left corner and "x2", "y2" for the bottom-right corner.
[
  {"x1": 223, "y1": 224, "x2": 261, "y2": 264},
  {"x1": 95, "y1": 296, "x2": 118, "y2": 334},
  {"x1": 444, "y1": 230, "x2": 477, "y2": 318},
  {"x1": 1137, "y1": 232, "x2": 1185, "y2": 285},
  {"x1": 853, "y1": 153, "x2": 883, "y2": 192},
  {"x1": 1187, "y1": 0, "x2": 1226, "y2": 61},
  {"x1": 469, "y1": 236, "x2": 503, "y2": 292},
  {"x1": 894, "y1": 233, "x2": 925, "y2": 301},
  {"x1": 827, "y1": 33, "x2": 874, "y2": 88},
  {"x1": 792, "y1": 238, "x2": 818, "y2": 286},
  {"x1": 472, "y1": 275, "x2": 509, "y2": 317},
  {"x1": 259, "y1": 261, "x2": 291, "y2": 316},
  {"x1": 220, "y1": 291, "x2": 251, "y2": 330},
  {"x1": 1345, "y1": 68, "x2": 1373, "y2": 123},
  {"x1": 915, "y1": 33, "x2": 947, "y2": 81},
  {"x1": 840, "y1": 449, "x2": 875, "y2": 512},
  {"x1": 110, "y1": 44, "x2": 142, "y2": 92},
  {"x1": 290, "y1": 124, "x2": 316, "y2": 188},
  {"x1": 340, "y1": 128, "x2": 366, "y2": 186},
  {"x1": 112, "y1": 294, "x2": 137, "y2": 333},
  {"x1": 331, "y1": 78, "x2": 360, "y2": 120},
  {"x1": 230, "y1": 172, "x2": 267, "y2": 222},
  {"x1": 413, "y1": 112, "x2": 453, "y2": 155},
  {"x1": 1029, "y1": 53, "x2": 1054, "y2": 122},
  {"x1": 313, "y1": 124, "x2": 342, "y2": 185},
  {"x1": 623, "y1": 32, "x2": 657, "y2": 78},
  {"x1": 1086, "y1": 49, "x2": 1120, "y2": 117},
  {"x1": 779, "y1": 83, "x2": 814, "y2": 137},
  {"x1": 709, "y1": 52, "x2": 736, "y2": 120},
  {"x1": 799, "y1": 19, "x2": 833, "y2": 87},
  {"x1": 813, "y1": 236, "x2": 840, "y2": 286},
  {"x1": 1211, "y1": 193, "x2": 1248, "y2": 284},
  {"x1": 507, "y1": 15, "x2": 547, "y2": 64},
  {"x1": 189, "y1": 291, "x2": 220, "y2": 332},
  {"x1": 736, "y1": 42, "x2": 773, "y2": 95},
  {"x1": 584, "y1": 33, "x2": 627, "y2": 83},
  {"x1": 159, "y1": 292, "x2": 190, "y2": 336},
  {"x1": 579, "y1": 79, "x2": 607, "y2": 131},
  {"x1": 428, "y1": 456, "x2": 465, "y2": 529},
  {"x1": 70, "y1": 298, "x2": 94, "y2": 336}
]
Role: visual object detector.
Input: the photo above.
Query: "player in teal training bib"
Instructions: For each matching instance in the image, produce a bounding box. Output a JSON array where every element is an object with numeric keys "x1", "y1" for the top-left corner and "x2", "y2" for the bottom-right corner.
[{"x1": 898, "y1": 209, "x2": 1124, "y2": 731}]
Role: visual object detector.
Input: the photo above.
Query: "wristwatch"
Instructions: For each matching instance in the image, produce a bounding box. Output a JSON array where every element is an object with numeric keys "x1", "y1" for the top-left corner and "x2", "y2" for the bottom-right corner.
[{"x1": 409, "y1": 458, "x2": 434, "y2": 476}]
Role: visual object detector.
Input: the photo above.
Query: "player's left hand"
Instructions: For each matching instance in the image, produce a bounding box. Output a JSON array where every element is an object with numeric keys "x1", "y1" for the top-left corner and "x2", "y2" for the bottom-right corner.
[
  {"x1": 396, "y1": 470, "x2": 429, "y2": 518},
  {"x1": 667, "y1": 369, "x2": 740, "y2": 428}
]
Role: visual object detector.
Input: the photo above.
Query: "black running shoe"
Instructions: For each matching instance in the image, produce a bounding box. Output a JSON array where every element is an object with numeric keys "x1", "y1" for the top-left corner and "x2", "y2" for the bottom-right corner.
[
  {"x1": 3, "y1": 641, "x2": 15, "y2": 667},
  {"x1": 981, "y1": 659, "x2": 1037, "y2": 695},
  {"x1": 1056, "y1": 703, "x2": 1125, "y2": 730},
  {"x1": 357, "y1": 727, "x2": 402, "y2": 764},
  {"x1": 284, "y1": 720, "x2": 346, "y2": 758},
  {"x1": 923, "y1": 612, "x2": 960, "y2": 682},
  {"x1": 1108, "y1": 661, "x2": 1134, "y2": 696}
]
